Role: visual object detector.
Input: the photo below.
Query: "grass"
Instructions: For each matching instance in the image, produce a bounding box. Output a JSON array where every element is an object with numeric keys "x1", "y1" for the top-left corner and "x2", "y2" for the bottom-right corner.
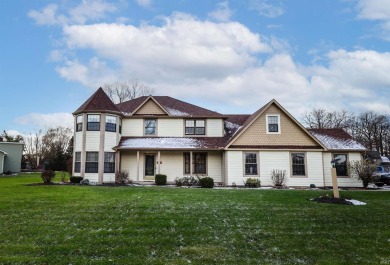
[{"x1": 0, "y1": 174, "x2": 390, "y2": 264}]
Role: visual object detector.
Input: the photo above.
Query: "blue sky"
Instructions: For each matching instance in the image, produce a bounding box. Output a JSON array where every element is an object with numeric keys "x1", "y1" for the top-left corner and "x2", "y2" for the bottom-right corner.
[{"x1": 1, "y1": 0, "x2": 390, "y2": 136}]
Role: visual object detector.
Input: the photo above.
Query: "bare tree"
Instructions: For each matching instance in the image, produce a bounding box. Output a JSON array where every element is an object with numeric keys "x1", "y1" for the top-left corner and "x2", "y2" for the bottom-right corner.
[
  {"x1": 301, "y1": 108, "x2": 354, "y2": 130},
  {"x1": 102, "y1": 80, "x2": 155, "y2": 103}
]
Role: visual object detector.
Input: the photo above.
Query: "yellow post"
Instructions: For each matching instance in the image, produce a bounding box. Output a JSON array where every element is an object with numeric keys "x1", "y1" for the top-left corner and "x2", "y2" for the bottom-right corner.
[{"x1": 331, "y1": 167, "x2": 340, "y2": 198}]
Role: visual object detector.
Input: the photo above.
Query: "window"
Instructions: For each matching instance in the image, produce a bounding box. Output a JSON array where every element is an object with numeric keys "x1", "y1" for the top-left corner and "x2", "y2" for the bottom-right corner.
[
  {"x1": 104, "y1": 152, "x2": 115, "y2": 173},
  {"x1": 244, "y1": 153, "x2": 258, "y2": 175},
  {"x1": 87, "y1": 115, "x2": 100, "y2": 131},
  {"x1": 85, "y1": 152, "x2": 98, "y2": 173},
  {"x1": 184, "y1": 153, "x2": 191, "y2": 174},
  {"x1": 333, "y1": 154, "x2": 348, "y2": 177},
  {"x1": 119, "y1": 118, "x2": 122, "y2": 134},
  {"x1": 144, "y1": 119, "x2": 156, "y2": 135},
  {"x1": 185, "y1": 120, "x2": 205, "y2": 135},
  {"x1": 74, "y1": 152, "x2": 81, "y2": 173},
  {"x1": 267, "y1": 115, "x2": 280, "y2": 133},
  {"x1": 183, "y1": 152, "x2": 207, "y2": 174},
  {"x1": 291, "y1": 153, "x2": 306, "y2": 176},
  {"x1": 76, "y1": 115, "x2": 83, "y2": 132},
  {"x1": 105, "y1": 115, "x2": 116, "y2": 132}
]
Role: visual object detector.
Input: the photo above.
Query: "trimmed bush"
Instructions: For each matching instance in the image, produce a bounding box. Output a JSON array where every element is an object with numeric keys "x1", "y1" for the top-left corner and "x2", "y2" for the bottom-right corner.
[
  {"x1": 175, "y1": 176, "x2": 199, "y2": 187},
  {"x1": 41, "y1": 170, "x2": 55, "y2": 184},
  {"x1": 80, "y1": 179, "x2": 90, "y2": 185},
  {"x1": 70, "y1": 176, "x2": 83, "y2": 184},
  {"x1": 115, "y1": 170, "x2": 130, "y2": 184},
  {"x1": 155, "y1": 174, "x2": 167, "y2": 185},
  {"x1": 244, "y1": 178, "x2": 261, "y2": 188},
  {"x1": 199, "y1": 177, "x2": 214, "y2": 188}
]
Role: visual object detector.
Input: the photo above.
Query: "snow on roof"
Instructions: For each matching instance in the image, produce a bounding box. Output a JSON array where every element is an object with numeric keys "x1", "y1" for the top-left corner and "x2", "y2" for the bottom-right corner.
[
  {"x1": 120, "y1": 137, "x2": 201, "y2": 149},
  {"x1": 165, "y1": 107, "x2": 190, "y2": 116},
  {"x1": 309, "y1": 129, "x2": 366, "y2": 150},
  {"x1": 381, "y1": 156, "x2": 390, "y2": 163}
]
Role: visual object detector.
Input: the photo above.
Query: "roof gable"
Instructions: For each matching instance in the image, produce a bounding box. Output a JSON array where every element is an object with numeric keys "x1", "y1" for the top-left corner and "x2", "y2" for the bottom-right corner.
[
  {"x1": 227, "y1": 99, "x2": 325, "y2": 149},
  {"x1": 133, "y1": 97, "x2": 169, "y2": 116},
  {"x1": 73, "y1": 87, "x2": 120, "y2": 115}
]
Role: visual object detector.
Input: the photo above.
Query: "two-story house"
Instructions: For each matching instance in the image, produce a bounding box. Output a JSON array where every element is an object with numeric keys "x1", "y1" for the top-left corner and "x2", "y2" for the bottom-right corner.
[{"x1": 72, "y1": 87, "x2": 366, "y2": 187}]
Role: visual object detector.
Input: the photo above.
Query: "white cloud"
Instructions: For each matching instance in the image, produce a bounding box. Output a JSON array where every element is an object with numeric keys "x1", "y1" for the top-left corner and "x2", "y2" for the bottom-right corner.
[
  {"x1": 15, "y1": 113, "x2": 74, "y2": 129},
  {"x1": 28, "y1": 0, "x2": 117, "y2": 26},
  {"x1": 28, "y1": 4, "x2": 60, "y2": 25},
  {"x1": 249, "y1": 0, "x2": 285, "y2": 18},
  {"x1": 61, "y1": 13, "x2": 272, "y2": 86},
  {"x1": 135, "y1": 0, "x2": 152, "y2": 8},
  {"x1": 355, "y1": 0, "x2": 390, "y2": 40},
  {"x1": 208, "y1": 1, "x2": 233, "y2": 22}
]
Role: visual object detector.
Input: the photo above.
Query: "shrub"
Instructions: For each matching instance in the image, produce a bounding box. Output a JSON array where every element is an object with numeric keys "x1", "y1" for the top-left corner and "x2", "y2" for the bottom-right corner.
[
  {"x1": 41, "y1": 170, "x2": 55, "y2": 184},
  {"x1": 348, "y1": 160, "x2": 378, "y2": 188},
  {"x1": 155, "y1": 174, "x2": 167, "y2": 185},
  {"x1": 80, "y1": 179, "x2": 90, "y2": 185},
  {"x1": 66, "y1": 158, "x2": 73, "y2": 176},
  {"x1": 244, "y1": 178, "x2": 261, "y2": 188},
  {"x1": 70, "y1": 176, "x2": 83, "y2": 184},
  {"x1": 4, "y1": 170, "x2": 12, "y2": 175},
  {"x1": 310, "y1": 184, "x2": 316, "y2": 188},
  {"x1": 175, "y1": 176, "x2": 199, "y2": 187},
  {"x1": 115, "y1": 170, "x2": 129, "y2": 184},
  {"x1": 199, "y1": 177, "x2": 214, "y2": 188},
  {"x1": 271, "y1": 169, "x2": 287, "y2": 186}
]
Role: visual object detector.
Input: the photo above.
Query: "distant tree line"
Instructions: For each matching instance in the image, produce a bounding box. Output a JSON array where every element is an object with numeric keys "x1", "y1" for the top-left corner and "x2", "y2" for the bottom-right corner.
[{"x1": 302, "y1": 109, "x2": 390, "y2": 156}]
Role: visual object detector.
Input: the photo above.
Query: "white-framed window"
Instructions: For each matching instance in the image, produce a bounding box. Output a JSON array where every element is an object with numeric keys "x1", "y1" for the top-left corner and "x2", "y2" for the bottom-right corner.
[
  {"x1": 185, "y1": 120, "x2": 205, "y2": 135},
  {"x1": 87, "y1": 115, "x2": 100, "y2": 131},
  {"x1": 291, "y1": 153, "x2": 306, "y2": 176},
  {"x1": 85, "y1": 152, "x2": 99, "y2": 173},
  {"x1": 244, "y1": 153, "x2": 258, "y2": 175},
  {"x1": 266, "y1": 114, "x2": 280, "y2": 134},
  {"x1": 76, "y1": 115, "x2": 83, "y2": 132},
  {"x1": 74, "y1": 152, "x2": 81, "y2": 173},
  {"x1": 105, "y1": 115, "x2": 116, "y2": 132},
  {"x1": 104, "y1": 152, "x2": 115, "y2": 173},
  {"x1": 144, "y1": 119, "x2": 157, "y2": 135}
]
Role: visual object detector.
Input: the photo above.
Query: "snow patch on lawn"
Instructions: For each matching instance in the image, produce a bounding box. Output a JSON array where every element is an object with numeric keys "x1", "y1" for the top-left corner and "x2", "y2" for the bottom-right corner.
[{"x1": 345, "y1": 199, "x2": 366, "y2": 205}]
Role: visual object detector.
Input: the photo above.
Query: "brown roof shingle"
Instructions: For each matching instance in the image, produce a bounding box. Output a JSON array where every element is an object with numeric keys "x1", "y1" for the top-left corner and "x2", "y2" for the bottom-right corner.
[{"x1": 73, "y1": 87, "x2": 120, "y2": 115}]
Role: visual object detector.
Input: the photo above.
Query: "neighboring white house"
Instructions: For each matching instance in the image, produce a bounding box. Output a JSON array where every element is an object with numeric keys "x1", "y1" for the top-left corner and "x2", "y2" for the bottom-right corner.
[{"x1": 72, "y1": 87, "x2": 366, "y2": 187}]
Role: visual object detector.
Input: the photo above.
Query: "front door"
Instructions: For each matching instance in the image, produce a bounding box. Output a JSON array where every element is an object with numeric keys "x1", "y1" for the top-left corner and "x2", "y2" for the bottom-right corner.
[{"x1": 144, "y1": 154, "x2": 155, "y2": 180}]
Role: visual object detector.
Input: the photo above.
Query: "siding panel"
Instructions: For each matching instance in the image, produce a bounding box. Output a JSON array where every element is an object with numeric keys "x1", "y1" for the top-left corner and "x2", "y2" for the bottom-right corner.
[
  {"x1": 122, "y1": 119, "x2": 143, "y2": 136},
  {"x1": 85, "y1": 131, "x2": 100, "y2": 151},
  {"x1": 207, "y1": 119, "x2": 224, "y2": 137},
  {"x1": 226, "y1": 151, "x2": 243, "y2": 185},
  {"x1": 158, "y1": 119, "x2": 183, "y2": 137}
]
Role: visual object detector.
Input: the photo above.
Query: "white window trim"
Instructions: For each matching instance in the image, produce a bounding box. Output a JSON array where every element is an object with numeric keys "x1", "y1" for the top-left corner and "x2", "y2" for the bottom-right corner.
[
  {"x1": 266, "y1": 114, "x2": 281, "y2": 134},
  {"x1": 243, "y1": 152, "x2": 259, "y2": 177}
]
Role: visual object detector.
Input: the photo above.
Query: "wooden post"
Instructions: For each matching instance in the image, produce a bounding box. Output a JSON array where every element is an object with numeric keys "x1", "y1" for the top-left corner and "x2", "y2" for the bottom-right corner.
[{"x1": 331, "y1": 167, "x2": 340, "y2": 198}]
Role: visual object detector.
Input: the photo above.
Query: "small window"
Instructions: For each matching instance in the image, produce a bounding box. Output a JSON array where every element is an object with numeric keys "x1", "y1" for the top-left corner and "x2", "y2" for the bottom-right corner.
[
  {"x1": 74, "y1": 152, "x2": 81, "y2": 173},
  {"x1": 183, "y1": 152, "x2": 207, "y2": 174},
  {"x1": 85, "y1": 152, "x2": 99, "y2": 173},
  {"x1": 267, "y1": 115, "x2": 279, "y2": 133},
  {"x1": 184, "y1": 153, "x2": 191, "y2": 174},
  {"x1": 291, "y1": 153, "x2": 306, "y2": 176},
  {"x1": 104, "y1": 152, "x2": 115, "y2": 173},
  {"x1": 105, "y1": 115, "x2": 116, "y2": 132},
  {"x1": 76, "y1": 115, "x2": 83, "y2": 132},
  {"x1": 185, "y1": 120, "x2": 205, "y2": 135},
  {"x1": 119, "y1": 118, "x2": 122, "y2": 134},
  {"x1": 333, "y1": 154, "x2": 348, "y2": 177},
  {"x1": 244, "y1": 153, "x2": 258, "y2": 175},
  {"x1": 87, "y1": 115, "x2": 100, "y2": 131},
  {"x1": 144, "y1": 119, "x2": 156, "y2": 135}
]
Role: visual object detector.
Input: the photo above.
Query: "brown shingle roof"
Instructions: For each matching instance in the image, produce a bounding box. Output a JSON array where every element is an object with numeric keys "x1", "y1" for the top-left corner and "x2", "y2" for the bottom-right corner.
[
  {"x1": 116, "y1": 96, "x2": 226, "y2": 117},
  {"x1": 73, "y1": 87, "x2": 120, "y2": 115},
  {"x1": 308, "y1": 129, "x2": 366, "y2": 151}
]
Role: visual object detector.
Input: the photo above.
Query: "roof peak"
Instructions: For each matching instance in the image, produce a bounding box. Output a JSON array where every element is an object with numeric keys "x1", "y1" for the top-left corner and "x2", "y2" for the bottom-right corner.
[{"x1": 73, "y1": 87, "x2": 121, "y2": 115}]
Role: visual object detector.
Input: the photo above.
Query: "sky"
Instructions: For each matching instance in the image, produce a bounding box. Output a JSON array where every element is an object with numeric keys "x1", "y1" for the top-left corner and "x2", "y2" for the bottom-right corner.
[{"x1": 1, "y1": 0, "x2": 390, "y2": 136}]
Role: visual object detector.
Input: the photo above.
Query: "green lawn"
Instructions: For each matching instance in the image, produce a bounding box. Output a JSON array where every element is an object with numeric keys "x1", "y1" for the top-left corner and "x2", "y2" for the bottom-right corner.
[{"x1": 0, "y1": 174, "x2": 389, "y2": 264}]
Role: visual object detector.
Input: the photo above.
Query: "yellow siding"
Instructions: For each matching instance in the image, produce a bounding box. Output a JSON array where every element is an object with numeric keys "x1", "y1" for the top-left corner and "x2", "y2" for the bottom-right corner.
[
  {"x1": 74, "y1": 132, "x2": 82, "y2": 151},
  {"x1": 122, "y1": 119, "x2": 143, "y2": 136},
  {"x1": 226, "y1": 151, "x2": 244, "y2": 185},
  {"x1": 207, "y1": 151, "x2": 223, "y2": 182},
  {"x1": 158, "y1": 119, "x2": 184, "y2": 137},
  {"x1": 232, "y1": 104, "x2": 318, "y2": 146},
  {"x1": 134, "y1": 99, "x2": 167, "y2": 115},
  {"x1": 207, "y1": 119, "x2": 224, "y2": 137},
  {"x1": 104, "y1": 133, "x2": 118, "y2": 151},
  {"x1": 121, "y1": 151, "x2": 139, "y2": 181},
  {"x1": 85, "y1": 131, "x2": 100, "y2": 151}
]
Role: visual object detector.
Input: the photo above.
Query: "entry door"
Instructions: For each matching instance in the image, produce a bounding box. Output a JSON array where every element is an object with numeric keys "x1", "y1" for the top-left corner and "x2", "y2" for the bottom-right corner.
[{"x1": 144, "y1": 154, "x2": 155, "y2": 179}]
